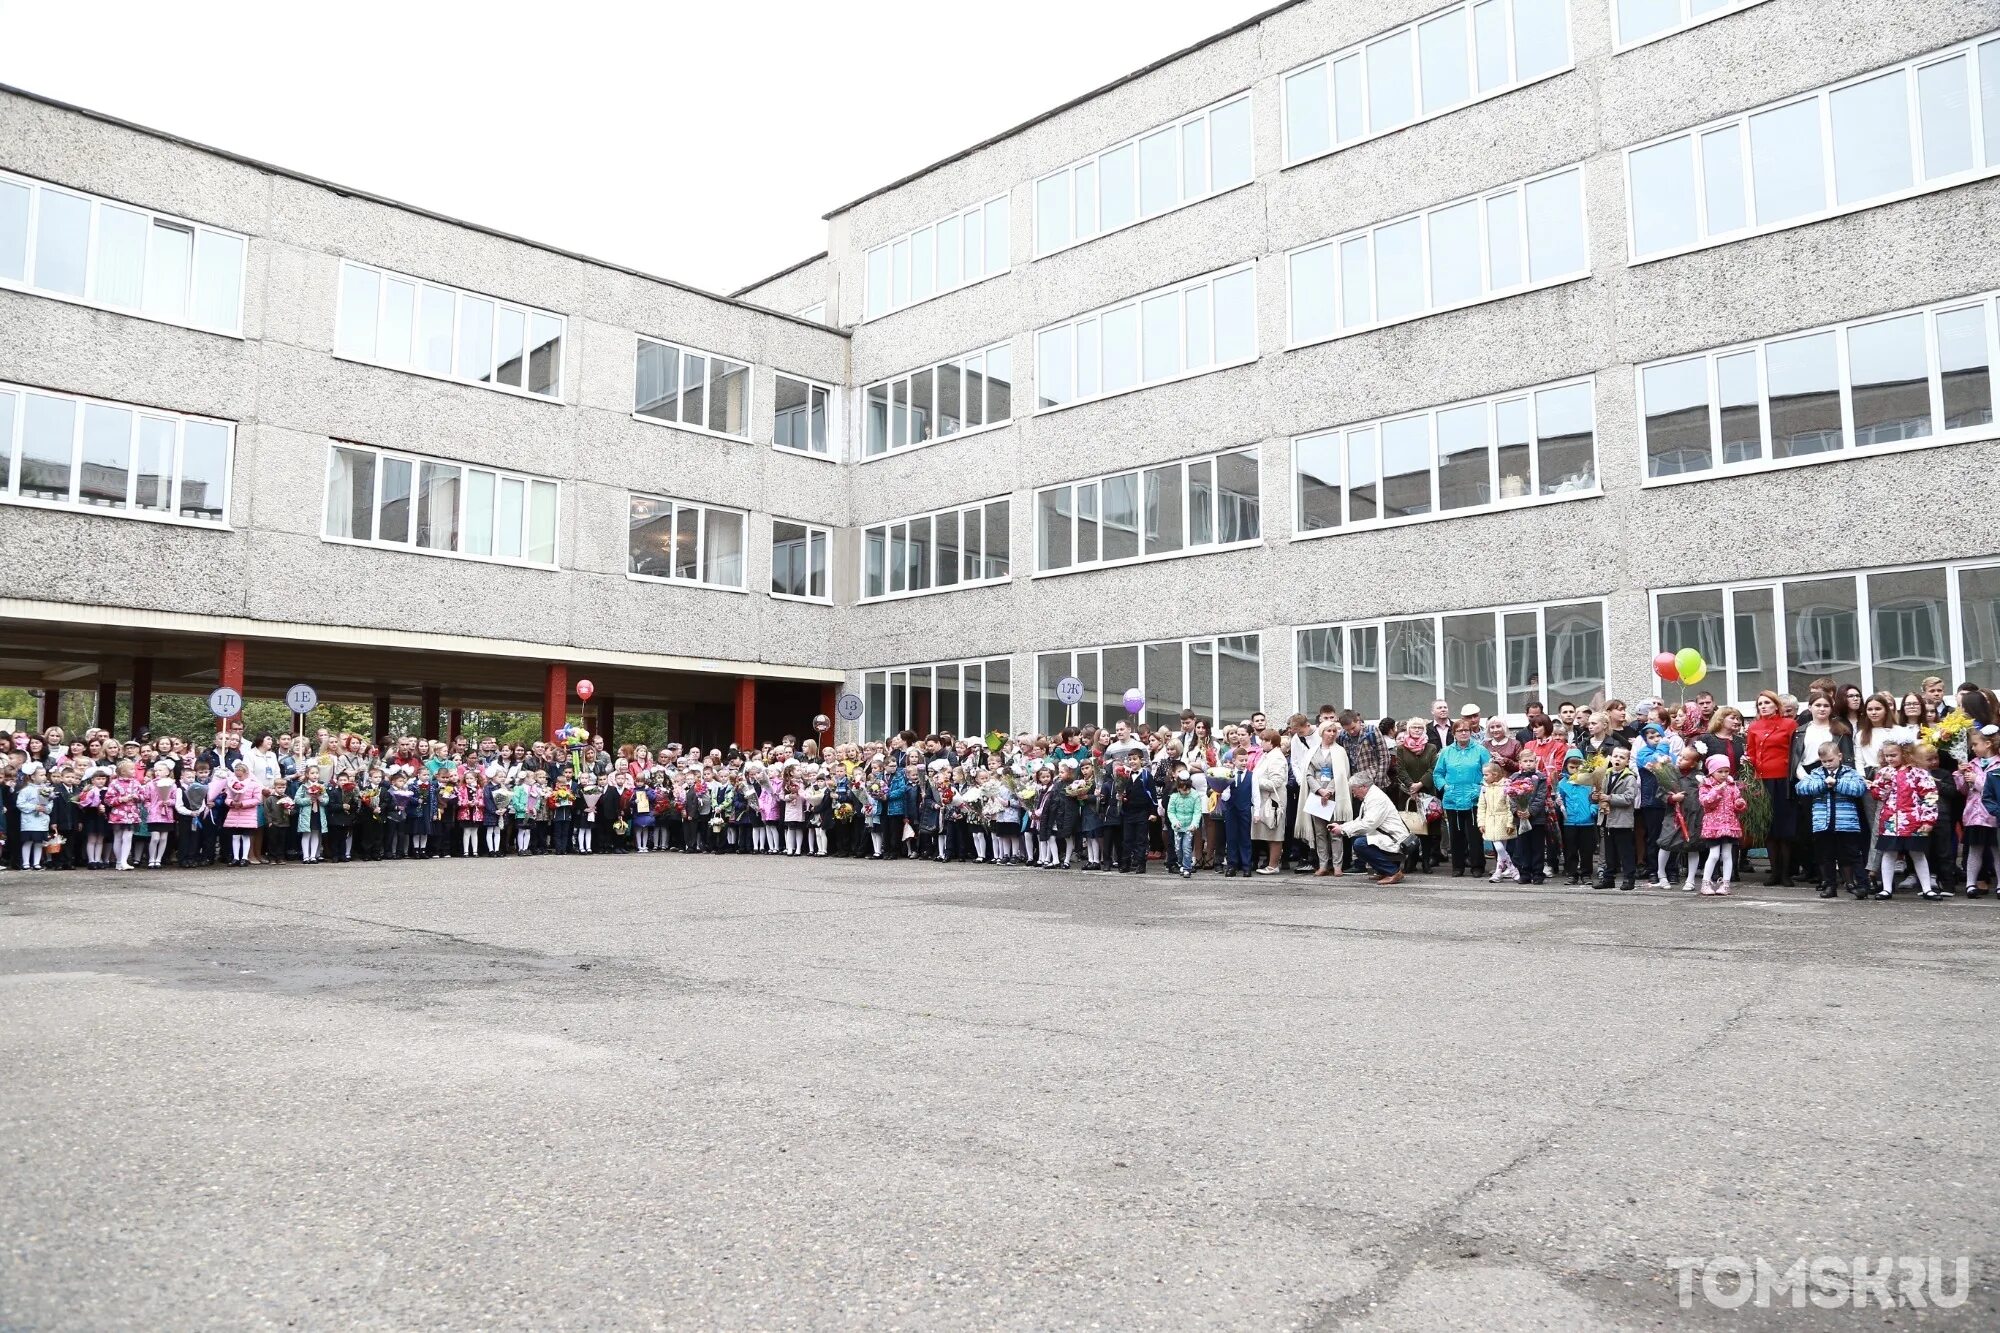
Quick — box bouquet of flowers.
[305,780,327,803]
[833,802,856,822]
[1921,711,1973,763]
[612,818,630,836]
[1065,779,1090,800]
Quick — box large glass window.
[633,336,752,439]
[1036,634,1262,736]
[1289,164,1586,345]
[773,375,834,456]
[1294,377,1596,535]
[321,442,554,567]
[0,383,232,525]
[861,195,1009,321]
[334,260,562,399]
[627,495,746,588]
[1615,0,1769,49]
[770,519,830,602]
[863,342,1012,458]
[1036,447,1260,573]
[1624,32,2000,260]
[1298,600,1604,719]
[0,169,245,333]
[1638,291,1999,482]
[1035,265,1255,411]
[1656,560,2000,703]
[1282,0,1571,166]
[860,498,1010,601]
[862,657,1011,742]
[1034,92,1254,256]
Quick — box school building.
[2,0,1998,747]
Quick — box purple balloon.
[1122,687,1145,714]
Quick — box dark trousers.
[1283,782,1311,867]
[1353,840,1399,876]
[1510,826,1545,882]
[1446,809,1482,872]
[1563,826,1598,879]
[1817,830,1869,894]
[1121,817,1149,872]
[1602,827,1636,884]
[1223,813,1253,870]
[881,814,909,856]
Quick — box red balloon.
[1652,652,1680,683]
[575,678,595,701]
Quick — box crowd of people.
[2,674,1997,901]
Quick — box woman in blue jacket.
[1431,723,1492,877]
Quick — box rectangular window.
[626,494,746,589]
[0,169,245,333]
[1034,92,1254,256]
[1638,291,2000,483]
[1036,447,1260,574]
[1624,32,2000,261]
[1036,634,1262,737]
[861,341,1013,458]
[861,194,1009,320]
[1282,0,1572,167]
[862,658,1011,742]
[1288,164,1586,346]
[0,382,232,525]
[1655,559,2000,704]
[774,374,835,457]
[1615,0,1771,50]
[858,498,1010,601]
[632,336,752,440]
[1294,376,1597,537]
[319,441,553,566]
[1298,599,1605,720]
[1035,264,1256,411]
[333,259,562,399]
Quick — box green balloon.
[1674,647,1705,681]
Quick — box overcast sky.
[0,0,1275,299]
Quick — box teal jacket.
[1431,742,1492,811]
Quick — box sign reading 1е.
[285,683,319,714]
[207,686,243,718]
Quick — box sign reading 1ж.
[207,686,243,718]
[285,683,319,714]
[1055,676,1085,707]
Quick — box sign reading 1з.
[207,686,243,719]
[285,683,319,715]
[834,691,865,722]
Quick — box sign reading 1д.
[207,687,243,719]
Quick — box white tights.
[971,830,988,861]
[301,832,322,862]
[1086,835,1102,866]
[576,826,592,854]
[24,841,43,868]
[784,824,804,854]
[462,827,479,856]
[1880,849,1934,894]
[869,826,884,856]
[112,828,134,868]
[485,826,502,854]
[1702,842,1735,887]
[1965,844,1993,890]
[230,833,251,863]
[87,833,106,866]
[148,831,168,866]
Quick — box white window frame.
[1612,0,1770,52]
[1034,446,1263,577]
[1033,90,1257,258]
[0,382,235,529]
[858,496,1012,604]
[1033,262,1259,415]
[1293,597,1609,722]
[1635,290,2000,487]
[319,441,560,570]
[860,193,1011,322]
[796,302,828,323]
[332,258,564,402]
[1650,557,2000,706]
[1622,31,2000,265]
[772,373,840,461]
[632,335,755,443]
[625,493,750,592]
[1279,0,1575,170]
[860,341,1015,461]
[0,167,247,337]
[1293,375,1600,538]
[770,517,833,605]
[1285,162,1589,348]
[862,657,1012,742]
[1035,633,1265,735]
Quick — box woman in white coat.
[1251,729,1290,874]
[1295,720,1354,877]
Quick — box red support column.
[421,686,441,741]
[94,680,118,732]
[373,695,391,746]
[39,688,62,733]
[734,677,756,751]
[218,638,246,693]
[595,692,614,745]
[819,684,837,739]
[130,657,154,737]
[543,664,569,744]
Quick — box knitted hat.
[1704,754,1732,775]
